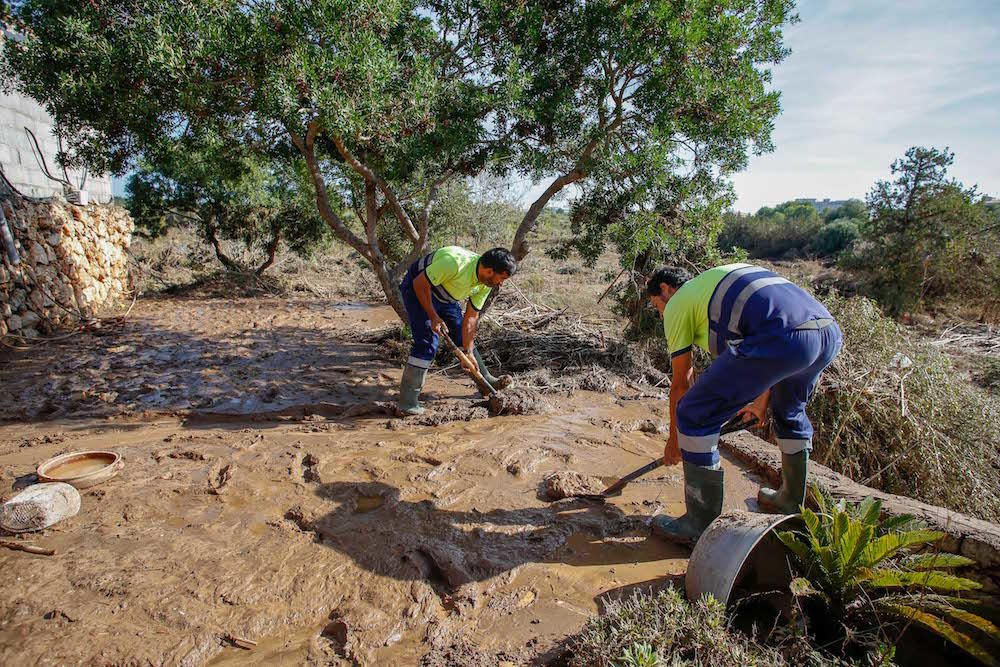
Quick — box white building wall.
[0,28,114,202]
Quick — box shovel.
[439,331,498,399]
[575,414,759,502]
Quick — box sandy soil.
[0,297,766,666]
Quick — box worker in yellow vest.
[398,246,517,415]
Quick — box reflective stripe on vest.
[707,266,791,355]
[416,251,459,303]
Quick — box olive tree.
[3,0,796,320]
[126,130,326,275]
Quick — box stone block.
[20,310,40,329]
[29,241,48,265]
[7,314,21,331]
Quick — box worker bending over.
[647,264,843,544]
[398,246,517,415]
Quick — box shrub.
[777,490,997,666]
[810,218,859,257]
[845,147,1000,317]
[569,588,790,667]
[809,294,1000,522]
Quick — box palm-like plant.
[777,489,998,665]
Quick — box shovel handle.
[598,415,758,498]
[439,332,497,396]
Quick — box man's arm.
[666,351,694,465]
[413,272,446,334]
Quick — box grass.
[809,294,1000,522]
[568,588,790,667]
[567,587,875,666]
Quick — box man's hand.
[431,315,448,336]
[663,433,682,466]
[736,389,770,425]
[461,348,479,374]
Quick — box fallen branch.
[0,539,55,556]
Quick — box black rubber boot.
[398,364,428,416]
[757,451,808,514]
[472,348,511,393]
[652,462,724,546]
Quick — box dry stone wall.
[0,195,133,339]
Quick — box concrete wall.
[0,27,114,202]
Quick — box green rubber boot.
[398,364,428,416]
[651,462,724,546]
[472,348,511,392]
[757,451,809,514]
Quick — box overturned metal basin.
[686,510,802,605]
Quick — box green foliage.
[2,0,796,318]
[809,293,1000,522]
[845,146,1000,316]
[570,588,792,667]
[811,218,860,257]
[613,642,657,667]
[777,490,997,665]
[124,130,327,273]
[719,199,866,259]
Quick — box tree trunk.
[254,226,281,276]
[205,218,246,273]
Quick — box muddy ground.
[0,297,766,665]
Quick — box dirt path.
[0,298,765,665]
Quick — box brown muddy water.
[0,298,766,665]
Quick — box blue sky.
[731,0,1000,212]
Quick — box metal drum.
[686,510,802,605]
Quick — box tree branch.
[254,225,280,275]
[509,113,625,260]
[288,126,371,261]
[332,135,420,244]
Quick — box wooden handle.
[600,459,664,496]
[440,333,497,396]
[598,417,757,498]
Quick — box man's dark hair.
[481,247,517,276]
[646,266,692,296]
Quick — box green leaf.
[861,529,944,565]
[904,553,976,571]
[855,496,882,526]
[875,601,999,667]
[789,577,824,599]
[927,603,1000,641]
[776,530,812,565]
[801,507,821,538]
[863,568,982,592]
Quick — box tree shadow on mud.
[0,299,413,423]
[300,480,688,591]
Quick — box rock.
[7,314,22,331]
[20,311,41,329]
[541,471,605,500]
[29,241,49,265]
